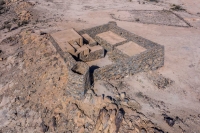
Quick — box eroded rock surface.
[1,0,200,133]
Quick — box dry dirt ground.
[0,0,200,133]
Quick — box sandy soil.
[0,0,200,132]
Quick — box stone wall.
[49,35,91,99]
[81,21,165,80]
[109,25,159,49]
[79,47,104,62]
[50,21,164,88]
[79,21,160,50]
[108,47,130,62]
[66,62,90,99]
[78,24,110,38]
[93,46,164,80]
[48,35,76,69]
[95,35,128,51]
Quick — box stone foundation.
[78,21,164,80]
[49,21,165,96]
[93,46,164,80]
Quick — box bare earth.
[0,0,200,133]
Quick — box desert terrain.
[0,0,200,133]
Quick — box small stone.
[85,127,89,132]
[120,101,129,107]
[128,120,132,127]
[40,31,47,35]
[52,116,57,127]
[115,108,125,132]
[135,18,140,22]
[141,128,147,133]
[107,103,118,110]
[78,126,85,133]
[116,94,120,98]
[86,89,93,94]
[163,114,175,127]
[120,92,126,99]
[164,117,175,127]
[16,122,21,126]
[104,96,112,103]
[134,125,140,133]
[83,93,92,103]
[124,98,129,103]
[127,99,141,110]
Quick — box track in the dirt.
[111,10,191,27]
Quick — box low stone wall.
[110,26,158,49]
[49,21,165,89]
[49,35,91,99]
[80,47,104,62]
[108,47,130,62]
[79,21,165,80]
[66,62,90,99]
[95,35,128,51]
[93,46,164,80]
[78,24,110,38]
[79,21,160,50]
[48,35,76,69]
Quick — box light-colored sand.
[96,31,126,45]
[116,41,146,56]
[51,29,83,46]
[86,55,113,67]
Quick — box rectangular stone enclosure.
[49,21,164,84]
[78,21,164,80]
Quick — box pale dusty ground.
[0,0,200,132]
[116,41,146,56]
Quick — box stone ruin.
[49,21,164,98]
